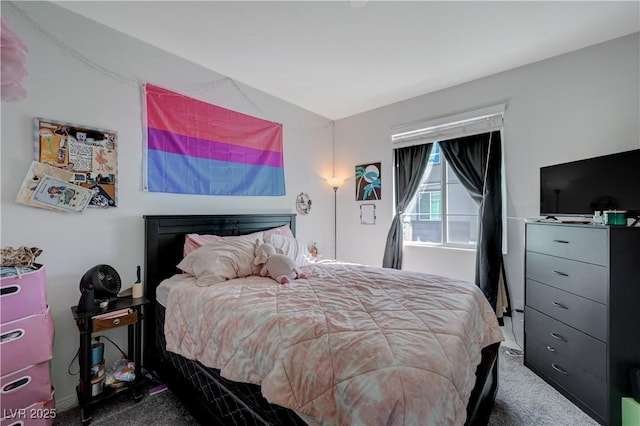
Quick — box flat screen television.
[540,148,640,217]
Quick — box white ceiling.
[53,1,639,120]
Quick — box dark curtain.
[439,131,503,310]
[382,144,432,269]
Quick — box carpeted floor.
[54,347,599,425]
[488,347,598,425]
[53,386,195,426]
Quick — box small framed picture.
[30,176,95,213]
[360,203,376,225]
[16,161,74,210]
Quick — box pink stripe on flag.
[145,84,282,153]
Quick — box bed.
[143,214,503,425]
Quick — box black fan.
[77,265,122,313]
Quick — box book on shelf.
[91,308,131,320]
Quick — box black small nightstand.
[71,296,149,425]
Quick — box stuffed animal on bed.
[254,241,307,284]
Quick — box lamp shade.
[326,177,345,189]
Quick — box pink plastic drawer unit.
[0,361,51,412]
[0,308,54,376]
[0,266,47,323]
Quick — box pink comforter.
[164,261,504,425]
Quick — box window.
[402,142,478,247]
[428,143,441,164]
[418,190,441,221]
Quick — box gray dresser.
[524,222,640,425]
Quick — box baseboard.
[56,393,78,411]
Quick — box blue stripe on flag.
[147,149,285,196]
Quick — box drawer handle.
[2,376,31,393]
[550,332,567,343]
[552,270,569,277]
[552,239,570,244]
[551,363,569,375]
[0,329,24,344]
[552,301,568,310]
[0,285,21,297]
[546,345,556,352]
[113,318,120,325]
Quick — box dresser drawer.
[525,307,606,381]
[526,335,607,419]
[526,252,608,304]
[526,224,608,265]
[0,361,51,412]
[0,307,54,376]
[92,311,137,332]
[526,279,607,342]
[0,265,47,324]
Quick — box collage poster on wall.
[34,117,118,208]
[355,162,381,201]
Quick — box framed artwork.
[360,203,376,225]
[355,162,381,201]
[30,176,95,213]
[17,161,74,211]
[296,192,312,215]
[34,117,117,208]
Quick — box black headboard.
[143,213,296,364]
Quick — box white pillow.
[177,232,263,286]
[265,234,310,267]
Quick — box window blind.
[391,103,505,148]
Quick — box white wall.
[1,2,335,409]
[335,33,639,311]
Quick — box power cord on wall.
[67,335,129,375]
[98,335,128,358]
[505,308,524,357]
[67,348,80,375]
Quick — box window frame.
[390,104,506,254]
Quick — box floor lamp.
[326,177,344,259]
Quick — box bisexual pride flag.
[144,84,285,196]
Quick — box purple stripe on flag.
[147,127,283,168]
